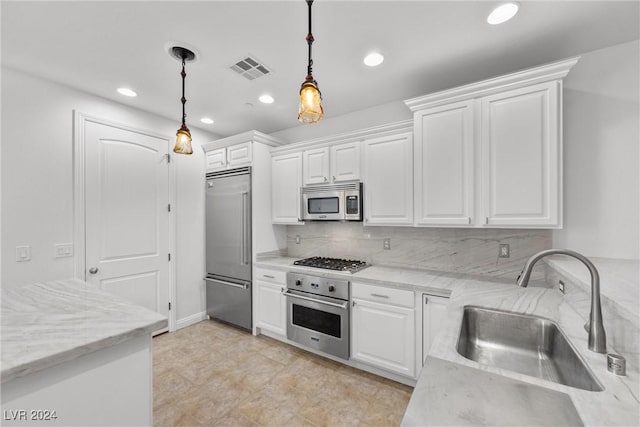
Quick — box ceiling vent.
[230,56,271,80]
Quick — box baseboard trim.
[175,311,207,330]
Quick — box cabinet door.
[272,152,303,224]
[362,133,413,225]
[414,101,474,226]
[351,298,415,378]
[422,294,449,365]
[330,142,360,183]
[481,81,561,227]
[302,147,330,185]
[255,280,286,336]
[227,142,252,167]
[206,148,227,171]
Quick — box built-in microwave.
[301,182,363,221]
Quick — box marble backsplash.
[286,223,551,281]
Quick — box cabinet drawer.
[352,282,414,308]
[254,267,286,284]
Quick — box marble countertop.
[255,256,514,297]
[256,255,639,426]
[1,279,168,384]
[403,283,640,426]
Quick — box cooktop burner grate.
[293,256,368,273]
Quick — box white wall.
[554,40,640,260]
[1,67,216,325]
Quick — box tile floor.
[153,320,413,426]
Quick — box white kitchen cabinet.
[362,132,413,226]
[302,142,361,185]
[330,141,361,183]
[205,148,226,171]
[422,293,449,365]
[272,152,303,224]
[481,81,561,227]
[351,283,415,378]
[405,57,577,229]
[254,268,287,337]
[414,101,474,226]
[302,147,330,185]
[205,142,252,172]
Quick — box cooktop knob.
[295,279,302,286]
[328,285,335,292]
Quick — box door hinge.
[168,203,171,212]
[165,153,171,163]
[168,302,172,310]
[168,253,171,262]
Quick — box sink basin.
[456,306,603,391]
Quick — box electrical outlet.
[558,280,565,294]
[295,235,301,244]
[16,245,31,262]
[55,243,73,258]
[383,238,391,250]
[498,244,510,258]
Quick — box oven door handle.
[283,290,349,310]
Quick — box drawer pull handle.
[263,275,275,279]
[371,293,390,299]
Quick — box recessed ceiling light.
[487,2,519,25]
[117,87,137,97]
[364,52,384,67]
[259,94,275,104]
[200,117,214,124]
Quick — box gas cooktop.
[293,256,369,273]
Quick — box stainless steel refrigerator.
[205,167,252,330]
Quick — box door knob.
[88,267,99,274]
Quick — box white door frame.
[73,111,177,331]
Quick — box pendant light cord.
[180,57,187,127]
[306,0,314,79]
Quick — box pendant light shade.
[171,46,196,155]
[298,0,324,124]
[298,80,323,124]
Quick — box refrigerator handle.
[241,192,249,265]
[204,277,249,290]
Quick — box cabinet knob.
[332,176,336,182]
[324,176,328,182]
[88,267,99,274]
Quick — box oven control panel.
[286,272,350,300]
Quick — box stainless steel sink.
[456,306,603,391]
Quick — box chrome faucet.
[517,249,607,354]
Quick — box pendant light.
[171,46,196,155]
[298,0,324,124]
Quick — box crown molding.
[201,130,284,152]
[404,56,580,112]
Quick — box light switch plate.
[16,245,31,262]
[55,243,73,258]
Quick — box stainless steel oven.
[301,182,362,221]
[285,272,350,360]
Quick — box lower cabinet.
[351,283,415,378]
[254,268,286,336]
[422,293,449,365]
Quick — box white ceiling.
[2,1,639,138]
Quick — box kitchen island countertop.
[1,278,167,384]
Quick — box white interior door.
[84,120,170,325]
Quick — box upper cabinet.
[272,152,303,224]
[205,142,252,172]
[481,82,560,226]
[302,142,361,185]
[406,56,579,229]
[413,100,474,226]
[362,132,413,226]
